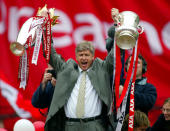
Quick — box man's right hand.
[41,68,53,90]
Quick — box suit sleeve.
[103,45,114,75]
[42,34,65,72]
[49,42,65,72]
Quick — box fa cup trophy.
[111,8,144,49]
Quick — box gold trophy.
[10,5,59,56]
[111,8,144,49]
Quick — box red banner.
[0,0,170,130]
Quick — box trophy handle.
[137,25,144,34]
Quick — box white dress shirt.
[64,67,102,118]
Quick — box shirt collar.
[78,66,90,73]
[136,77,147,85]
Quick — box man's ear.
[75,54,78,61]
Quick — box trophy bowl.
[115,11,143,49]
[10,41,25,56]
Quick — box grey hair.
[75,41,95,56]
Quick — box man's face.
[76,50,94,71]
[162,103,170,120]
[127,57,143,79]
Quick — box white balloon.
[13,119,35,131]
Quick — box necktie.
[76,71,86,118]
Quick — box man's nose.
[164,111,168,116]
[82,55,86,59]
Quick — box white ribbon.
[30,17,45,30]
[19,51,27,90]
[116,78,132,131]
[31,25,43,65]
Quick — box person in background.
[32,64,56,109]
[120,54,157,115]
[121,110,150,131]
[147,97,170,131]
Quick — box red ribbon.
[45,13,51,63]
[128,45,139,131]
[114,45,122,111]
[115,48,135,110]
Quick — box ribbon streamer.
[32,25,43,65]
[115,41,139,131]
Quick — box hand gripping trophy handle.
[111,8,122,26]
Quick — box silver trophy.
[10,5,59,56]
[112,8,144,49]
[10,17,37,56]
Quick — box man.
[147,97,170,131]
[32,26,115,112]
[45,41,114,131]
[32,64,56,109]
[120,54,157,115]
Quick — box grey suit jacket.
[45,44,114,131]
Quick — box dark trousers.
[65,119,106,131]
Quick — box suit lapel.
[87,68,101,97]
